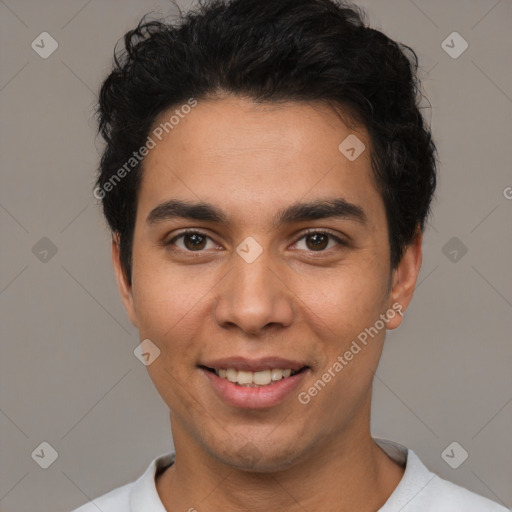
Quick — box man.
[74,0,507,510]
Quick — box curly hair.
[96,0,437,283]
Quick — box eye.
[164,229,347,255]
[166,230,217,252]
[294,230,346,252]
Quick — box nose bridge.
[214,246,293,333]
[234,250,273,298]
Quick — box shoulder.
[375,439,508,512]
[420,474,508,511]
[70,482,132,512]
[69,452,175,512]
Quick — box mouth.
[200,366,308,387]
[199,357,311,408]
[198,357,310,408]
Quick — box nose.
[213,249,294,336]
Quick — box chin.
[214,439,305,473]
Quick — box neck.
[156,408,404,512]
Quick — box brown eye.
[305,233,329,251]
[166,231,216,252]
[182,233,207,250]
[294,231,346,253]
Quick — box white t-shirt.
[71,438,508,511]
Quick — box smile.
[207,367,305,387]
[200,363,310,409]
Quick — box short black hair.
[96,0,437,283]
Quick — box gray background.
[1,0,511,511]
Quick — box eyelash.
[164,229,348,254]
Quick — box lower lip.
[201,368,309,409]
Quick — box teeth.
[253,369,271,385]
[271,368,283,381]
[214,368,298,386]
[237,370,253,385]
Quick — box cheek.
[296,262,389,341]
[130,255,210,407]
[130,245,213,339]
[296,270,388,423]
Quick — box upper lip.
[200,357,309,372]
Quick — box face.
[113,96,421,471]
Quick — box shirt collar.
[128,439,432,512]
[130,452,175,512]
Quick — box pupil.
[307,233,328,251]
[185,234,206,250]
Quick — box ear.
[112,234,138,328]
[386,227,423,330]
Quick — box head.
[96,0,436,471]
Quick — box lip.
[201,366,310,409]
[200,356,308,373]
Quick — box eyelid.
[165,229,218,249]
[292,228,349,250]
[298,228,348,242]
[167,228,211,243]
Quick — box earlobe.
[111,234,139,328]
[386,228,423,330]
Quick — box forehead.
[137,96,384,230]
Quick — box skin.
[112,96,423,511]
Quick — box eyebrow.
[146,198,367,227]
